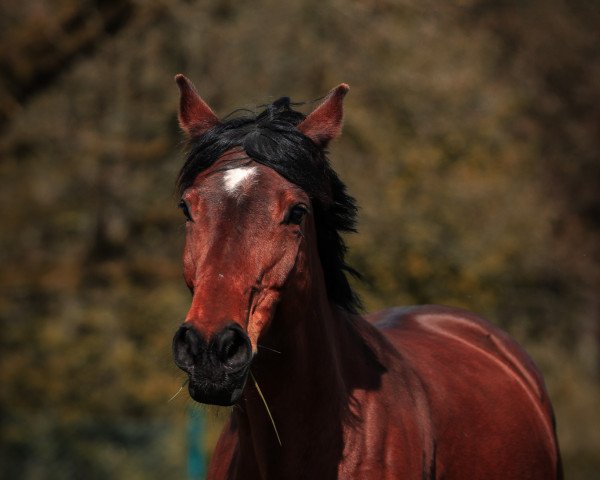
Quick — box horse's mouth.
[172,322,254,406]
[187,366,250,406]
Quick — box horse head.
[171,75,356,406]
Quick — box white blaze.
[223,167,257,194]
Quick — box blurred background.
[0,0,598,478]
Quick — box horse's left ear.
[175,74,220,137]
[298,83,349,147]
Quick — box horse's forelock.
[176,100,361,313]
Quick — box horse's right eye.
[179,200,193,222]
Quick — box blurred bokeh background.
[1,0,598,478]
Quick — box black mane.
[177,97,361,313]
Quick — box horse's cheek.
[246,289,279,352]
[246,243,301,349]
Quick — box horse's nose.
[172,323,252,373]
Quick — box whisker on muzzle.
[168,378,190,403]
[250,370,282,447]
[257,344,282,354]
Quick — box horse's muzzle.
[172,322,252,406]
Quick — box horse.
[170,74,562,479]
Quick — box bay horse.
[171,74,562,479]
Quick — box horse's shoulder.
[363,305,559,478]
[368,304,547,407]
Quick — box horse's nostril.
[173,324,204,371]
[214,324,251,369]
[173,323,251,374]
[185,328,201,356]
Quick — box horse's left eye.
[285,204,308,225]
[179,200,193,222]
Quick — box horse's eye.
[286,204,308,225]
[178,200,193,222]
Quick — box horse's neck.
[237,283,380,476]
[246,287,353,417]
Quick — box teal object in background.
[187,407,206,479]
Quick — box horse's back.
[371,305,561,479]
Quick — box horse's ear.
[175,74,220,137]
[298,83,349,147]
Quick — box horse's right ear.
[175,74,220,137]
